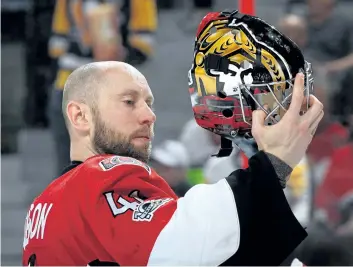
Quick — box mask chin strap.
[212,137,233,157]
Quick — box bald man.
[22,61,323,266]
[61,61,155,163]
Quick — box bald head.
[62,63,99,125]
[63,60,155,162]
[62,61,146,129]
[278,14,307,49]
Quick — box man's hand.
[251,72,324,168]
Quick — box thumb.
[251,108,267,138]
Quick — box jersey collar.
[61,161,83,176]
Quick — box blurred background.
[1,0,353,265]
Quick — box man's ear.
[66,101,91,133]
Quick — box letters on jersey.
[104,190,172,222]
[23,203,53,249]
[99,156,151,174]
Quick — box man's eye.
[147,103,154,110]
[124,100,135,106]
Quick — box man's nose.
[139,105,156,125]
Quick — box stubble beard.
[92,112,152,163]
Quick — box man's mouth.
[132,129,154,142]
[132,133,153,142]
[133,136,150,140]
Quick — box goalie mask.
[188,10,313,157]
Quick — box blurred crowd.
[2,0,353,265]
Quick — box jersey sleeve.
[91,156,240,266]
[92,152,307,266]
[223,151,308,266]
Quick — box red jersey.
[22,152,307,266]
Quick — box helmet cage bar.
[231,61,313,131]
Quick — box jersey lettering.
[104,190,172,222]
[104,191,141,217]
[23,203,53,249]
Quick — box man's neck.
[70,142,97,162]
